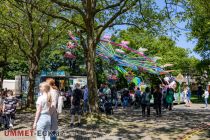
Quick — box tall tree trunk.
[86,37,98,112]
[27,59,38,107]
[0,69,3,91]
[0,54,7,91]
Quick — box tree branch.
[95,0,125,13]
[138,0,147,24]
[107,22,143,30]
[50,0,85,17]
[18,26,31,46]
[8,33,30,59]
[164,0,189,31]
[96,0,138,42]
[36,6,85,30]
[8,0,26,13]
[15,0,86,30]
[25,1,35,48]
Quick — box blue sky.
[175,27,200,59]
[109,0,201,60]
[105,0,201,59]
[106,25,201,59]
[156,0,201,59]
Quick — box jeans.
[205,98,208,107]
[114,98,118,109]
[83,99,89,113]
[142,104,150,117]
[36,114,51,140]
[167,103,172,110]
[3,113,15,129]
[51,110,58,130]
[163,98,167,109]
[155,103,161,116]
[123,97,129,108]
[50,109,58,140]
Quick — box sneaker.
[9,123,13,129]
[77,123,81,127]
[70,123,74,128]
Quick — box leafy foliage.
[186,0,210,60]
[0,0,70,106]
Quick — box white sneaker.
[9,123,13,128]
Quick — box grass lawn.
[190,93,210,104]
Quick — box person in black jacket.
[153,85,162,117]
[111,85,118,109]
[70,83,83,127]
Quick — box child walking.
[2,90,18,129]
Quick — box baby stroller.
[98,94,113,115]
[104,99,113,115]
[134,94,141,109]
[98,95,106,112]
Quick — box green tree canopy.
[186,0,210,60]
[0,0,69,106]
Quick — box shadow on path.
[1,104,209,140]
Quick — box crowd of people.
[0,78,209,140]
[98,83,177,117]
[97,82,209,117]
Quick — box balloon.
[64,52,76,59]
[138,47,148,52]
[132,77,141,86]
[103,35,111,40]
[121,40,129,45]
[169,81,177,89]
[115,49,125,54]
[164,77,170,84]
[67,41,76,49]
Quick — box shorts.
[70,106,82,115]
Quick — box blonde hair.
[46,78,58,90]
[39,82,52,106]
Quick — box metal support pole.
[178,83,181,104]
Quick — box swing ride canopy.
[65,32,169,76]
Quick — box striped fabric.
[3,97,18,114]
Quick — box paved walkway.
[0,104,209,140]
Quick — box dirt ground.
[0,104,209,140]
